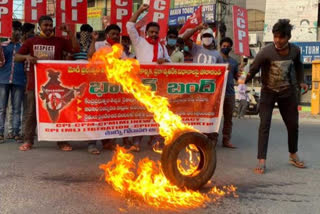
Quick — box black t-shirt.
[246,43,303,92]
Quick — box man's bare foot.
[254,159,266,174]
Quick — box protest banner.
[24,0,47,23]
[35,61,228,141]
[232,5,250,56]
[110,0,132,36]
[0,0,13,38]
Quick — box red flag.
[232,5,250,56]
[0,1,13,38]
[178,5,203,41]
[110,0,132,36]
[24,0,47,23]
[65,0,87,24]
[136,0,171,42]
[55,0,75,38]
[55,0,66,37]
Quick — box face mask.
[274,42,289,51]
[167,38,177,47]
[221,47,232,55]
[184,46,189,52]
[40,31,54,38]
[202,37,213,46]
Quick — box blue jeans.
[0,84,25,136]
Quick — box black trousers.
[222,95,235,142]
[258,88,299,159]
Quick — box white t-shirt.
[126,22,171,63]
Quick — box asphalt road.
[0,117,319,214]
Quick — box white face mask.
[202,37,213,46]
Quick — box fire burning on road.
[89,45,237,209]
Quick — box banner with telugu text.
[35,61,228,141]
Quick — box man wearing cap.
[182,23,223,64]
[182,23,224,144]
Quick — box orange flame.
[100,146,237,209]
[89,44,194,144]
[90,45,237,209]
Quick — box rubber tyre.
[161,132,216,190]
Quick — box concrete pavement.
[0,117,319,214]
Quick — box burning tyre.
[161,132,216,190]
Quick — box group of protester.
[0,4,308,174]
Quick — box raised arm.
[182,23,205,49]
[87,32,99,58]
[129,4,149,23]
[60,24,80,53]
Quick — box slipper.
[254,163,266,174]
[88,143,100,155]
[289,157,305,168]
[19,142,33,151]
[57,142,72,151]
[222,142,237,149]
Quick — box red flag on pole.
[178,5,203,41]
[136,0,171,42]
[0,1,13,38]
[232,5,250,56]
[24,0,47,23]
[110,0,132,36]
[65,0,87,24]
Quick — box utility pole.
[216,0,228,47]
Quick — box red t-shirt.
[18,36,75,90]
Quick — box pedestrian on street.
[126,3,171,152]
[219,37,240,148]
[0,21,25,144]
[245,19,308,174]
[237,76,248,119]
[15,16,80,151]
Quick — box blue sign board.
[293,42,320,64]
[169,4,216,26]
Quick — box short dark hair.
[272,19,293,38]
[80,24,93,33]
[22,23,35,34]
[146,22,160,31]
[167,28,178,37]
[38,15,53,25]
[105,24,121,34]
[12,20,22,30]
[220,37,233,47]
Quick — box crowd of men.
[0,4,308,174]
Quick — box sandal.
[88,143,100,155]
[57,142,72,151]
[254,163,266,174]
[19,142,33,151]
[289,157,305,168]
